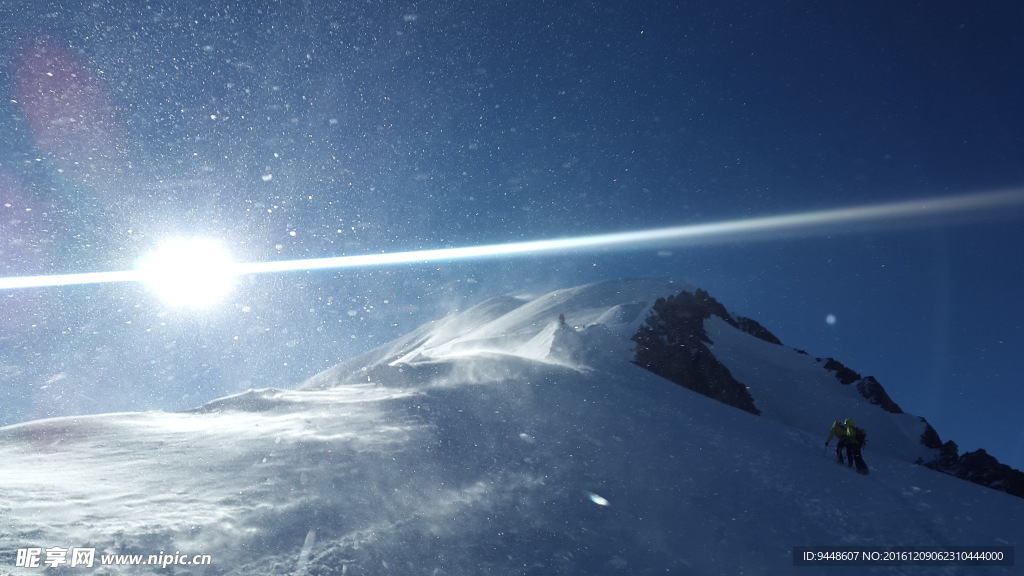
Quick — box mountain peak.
[301,278,691,387]
[3,278,1018,576]
[303,277,1024,501]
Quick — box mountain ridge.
[302,277,1022,499]
[0,277,1019,576]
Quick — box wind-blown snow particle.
[295,529,316,573]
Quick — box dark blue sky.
[1,1,1023,468]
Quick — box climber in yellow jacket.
[825,418,869,474]
[825,419,850,464]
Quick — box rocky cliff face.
[820,358,904,414]
[631,287,1024,500]
[631,289,761,415]
[920,420,1024,499]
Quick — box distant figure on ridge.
[825,418,869,474]
[558,313,566,326]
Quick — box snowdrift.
[0,278,1018,576]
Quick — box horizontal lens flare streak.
[0,269,139,290]
[236,187,1024,274]
[2,188,1023,292]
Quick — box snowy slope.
[0,279,1018,576]
[309,278,935,465]
[703,315,938,465]
[303,278,688,382]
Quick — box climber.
[824,420,849,464]
[825,418,869,474]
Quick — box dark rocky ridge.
[631,289,761,415]
[632,288,1024,500]
[820,358,904,414]
[919,419,1024,499]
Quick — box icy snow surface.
[0,278,1018,575]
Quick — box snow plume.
[0,278,1019,576]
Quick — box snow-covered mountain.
[0,278,1018,576]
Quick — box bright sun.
[137,238,237,308]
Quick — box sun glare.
[1,189,1023,297]
[137,238,237,308]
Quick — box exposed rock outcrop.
[634,287,1023,501]
[631,289,760,415]
[821,358,903,413]
[919,418,1024,499]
